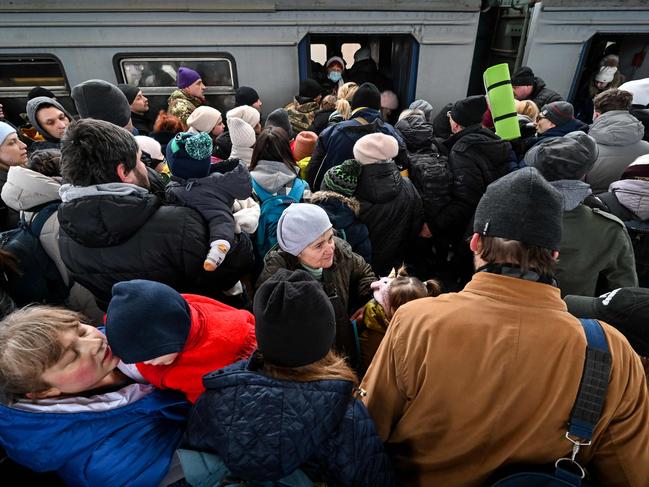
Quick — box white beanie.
[277,203,333,256]
[595,66,617,84]
[187,106,222,133]
[227,105,260,129]
[135,135,164,161]
[353,133,399,165]
[0,122,16,146]
[228,117,256,149]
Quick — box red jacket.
[137,294,256,403]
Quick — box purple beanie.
[177,67,202,89]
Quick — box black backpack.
[0,202,69,306]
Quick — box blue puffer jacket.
[306,108,406,190]
[185,359,394,486]
[0,385,189,486]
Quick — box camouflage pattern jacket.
[167,89,204,125]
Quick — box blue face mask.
[328,71,342,83]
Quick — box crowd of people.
[0,48,648,486]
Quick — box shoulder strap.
[29,202,60,238]
[251,178,273,202]
[287,178,306,201]
[568,319,611,442]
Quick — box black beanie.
[351,82,381,110]
[235,86,260,107]
[254,269,335,367]
[106,279,191,363]
[27,86,55,101]
[299,79,323,100]
[511,66,535,87]
[473,166,563,250]
[450,95,487,128]
[265,108,293,139]
[71,79,132,127]
[524,131,598,182]
[117,83,140,105]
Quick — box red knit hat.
[292,131,318,161]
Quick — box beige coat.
[361,272,649,486]
[1,166,103,323]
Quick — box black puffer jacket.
[354,162,423,276]
[432,126,511,241]
[58,189,251,309]
[396,116,452,226]
[530,77,563,109]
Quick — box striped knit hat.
[321,159,362,196]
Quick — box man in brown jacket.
[361,167,649,486]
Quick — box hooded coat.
[524,118,589,152]
[250,159,310,198]
[552,179,638,296]
[284,98,319,134]
[586,111,649,193]
[0,166,103,322]
[528,76,563,109]
[431,126,511,242]
[184,359,394,486]
[354,161,423,276]
[25,97,73,153]
[57,183,242,308]
[310,190,372,263]
[395,115,452,226]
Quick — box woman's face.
[0,133,27,166]
[39,324,121,396]
[298,228,335,269]
[595,81,610,91]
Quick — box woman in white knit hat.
[257,202,376,369]
[575,54,625,123]
[226,105,261,166]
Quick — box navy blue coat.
[306,108,407,189]
[185,359,394,487]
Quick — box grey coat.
[586,111,649,193]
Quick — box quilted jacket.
[185,359,394,486]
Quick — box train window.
[310,44,327,66]
[341,43,361,68]
[118,57,235,90]
[0,56,67,92]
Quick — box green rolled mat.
[484,63,521,141]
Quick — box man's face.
[0,103,4,120]
[130,91,149,115]
[252,99,262,112]
[36,106,70,140]
[185,79,205,99]
[119,150,150,189]
[535,114,555,134]
[513,85,533,100]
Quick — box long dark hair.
[250,126,297,171]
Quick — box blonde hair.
[515,99,539,120]
[335,82,359,121]
[0,306,82,402]
[387,266,441,318]
[261,350,358,387]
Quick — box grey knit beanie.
[473,166,563,250]
[276,203,333,256]
[524,131,598,182]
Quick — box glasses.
[535,114,546,123]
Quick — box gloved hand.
[203,240,231,271]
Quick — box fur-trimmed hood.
[310,190,360,215]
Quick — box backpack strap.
[554,318,611,484]
[568,318,611,441]
[28,202,60,238]
[287,178,306,201]
[251,178,273,202]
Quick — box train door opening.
[298,34,419,124]
[570,33,649,122]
